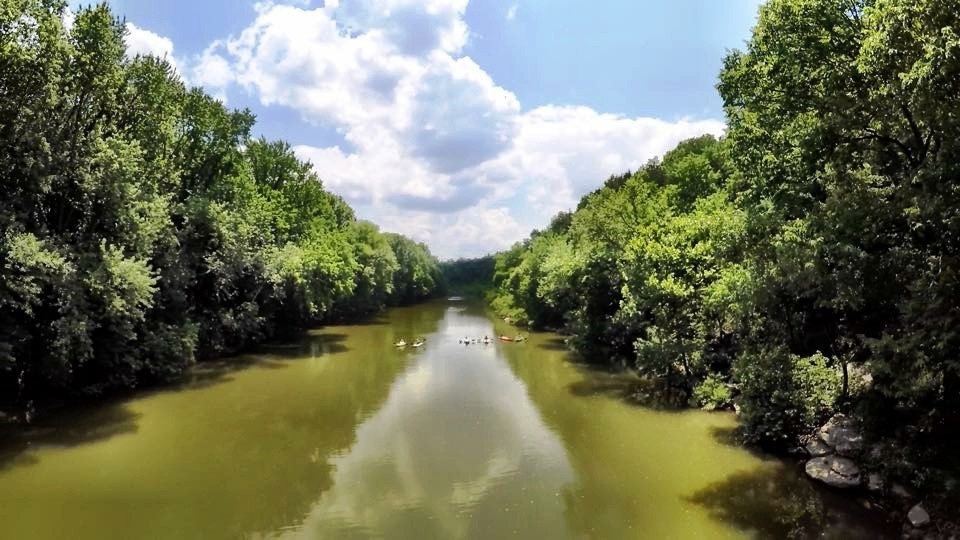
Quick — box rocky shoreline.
[798,413,953,539]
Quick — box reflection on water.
[0,300,891,539]
[280,306,573,539]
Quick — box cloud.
[215,1,513,177]
[407,56,519,173]
[333,0,469,56]
[506,3,519,21]
[386,186,485,214]
[61,7,75,32]
[124,23,181,74]
[490,106,726,217]
[125,1,727,258]
[191,46,234,92]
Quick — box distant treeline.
[487,0,960,499]
[0,2,443,417]
[440,256,495,297]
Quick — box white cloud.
[61,7,75,32]
[189,44,234,100]
[192,47,234,89]
[216,0,505,176]
[506,3,519,21]
[382,205,526,258]
[491,106,726,218]
[124,23,181,74]
[125,1,727,258]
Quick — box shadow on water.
[537,337,569,352]
[182,332,351,391]
[176,354,290,392]
[710,424,743,448]
[687,466,830,539]
[556,351,897,537]
[706,424,775,460]
[263,332,351,358]
[686,465,896,539]
[704,422,896,538]
[0,331,354,472]
[565,362,690,411]
[0,404,141,472]
[327,315,388,326]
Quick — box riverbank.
[0,300,894,539]
[790,414,957,538]
[0,293,455,427]
[481,293,956,537]
[0,2,453,426]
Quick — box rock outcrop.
[907,504,930,528]
[817,413,863,456]
[805,456,862,488]
[804,437,833,457]
[800,415,942,533]
[804,414,868,488]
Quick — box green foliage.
[719,0,960,470]
[693,374,733,411]
[385,234,443,305]
[0,1,441,415]
[330,221,400,318]
[735,350,842,446]
[489,233,570,328]
[484,0,960,494]
[441,256,495,298]
[624,190,747,390]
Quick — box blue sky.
[104,0,761,258]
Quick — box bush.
[736,348,842,447]
[693,373,733,410]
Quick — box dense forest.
[4,0,959,520]
[490,0,959,504]
[0,2,443,418]
[440,256,496,297]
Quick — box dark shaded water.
[0,300,890,538]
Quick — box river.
[0,299,890,539]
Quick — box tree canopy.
[0,1,442,416]
[489,0,960,498]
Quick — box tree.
[720,0,960,463]
[0,1,443,417]
[385,234,442,306]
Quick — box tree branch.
[859,127,917,167]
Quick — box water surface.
[0,300,889,539]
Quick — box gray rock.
[805,455,862,488]
[891,483,913,499]
[805,438,833,457]
[831,458,860,476]
[907,504,930,528]
[819,413,864,456]
[868,473,883,492]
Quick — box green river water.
[0,299,890,539]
